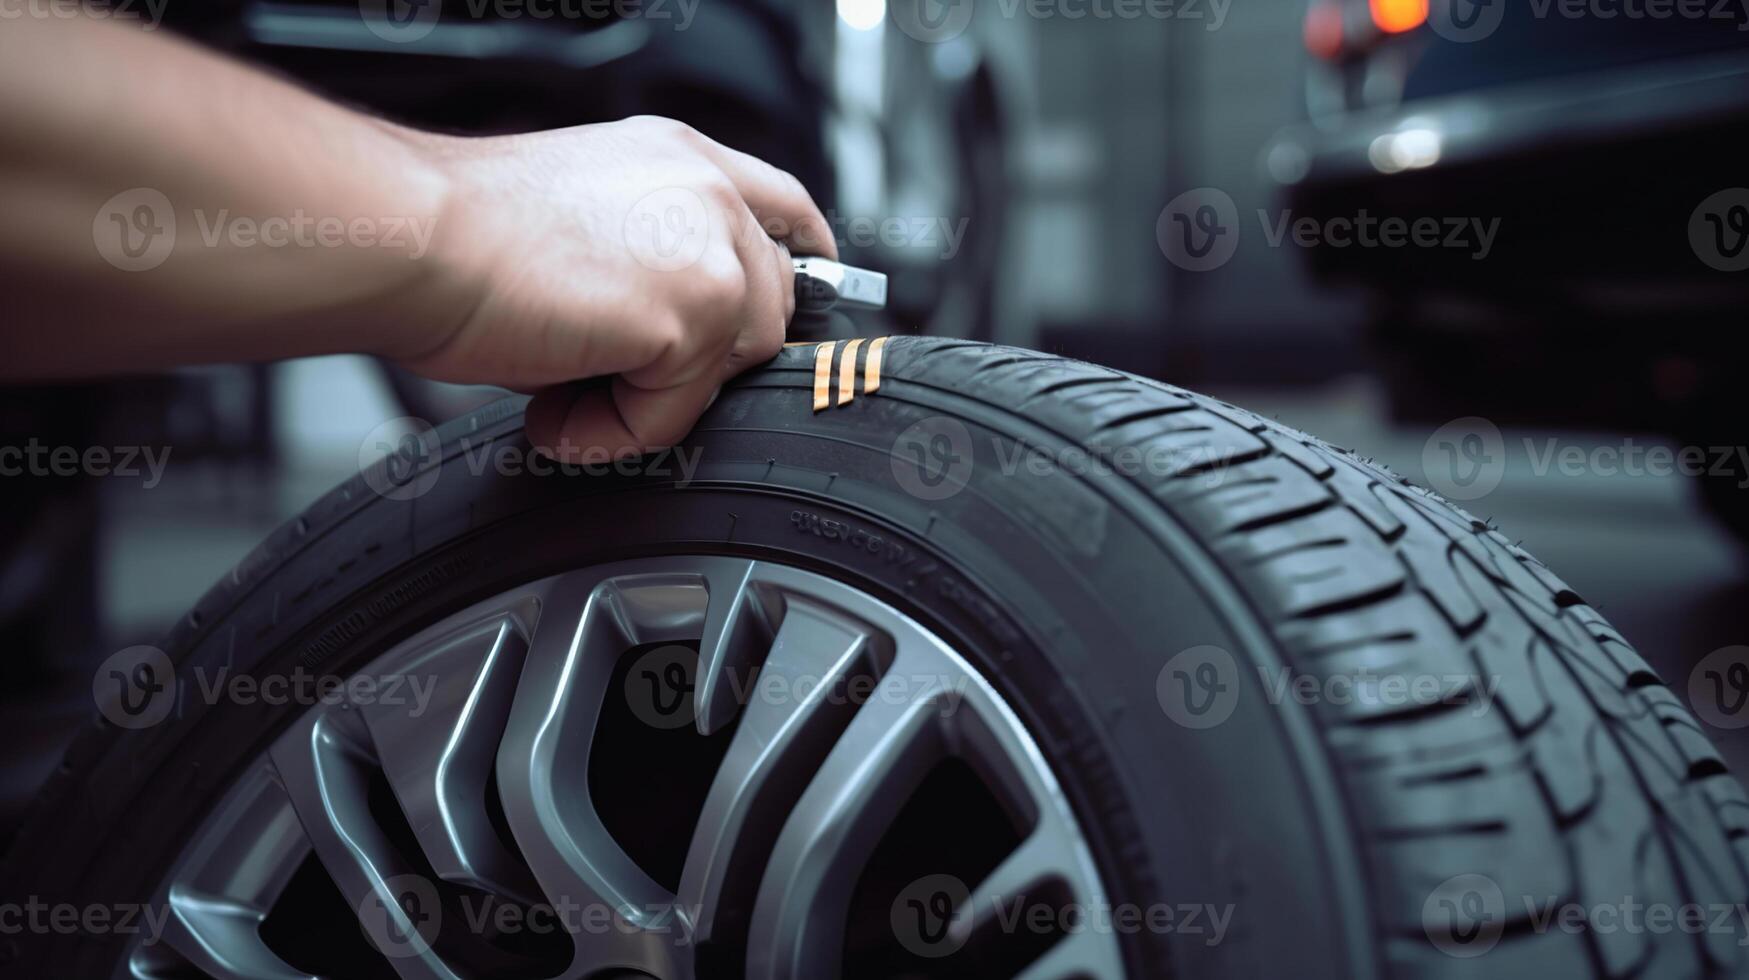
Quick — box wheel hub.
[126,557,1125,979]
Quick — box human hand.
[395,116,837,460]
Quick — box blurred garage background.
[3,0,1746,832]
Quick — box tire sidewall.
[12,385,1368,979]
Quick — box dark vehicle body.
[1270,0,1749,531]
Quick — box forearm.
[0,15,461,379]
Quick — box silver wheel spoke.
[952,827,1124,979]
[692,557,773,736]
[129,765,312,980]
[495,570,695,976]
[747,647,950,979]
[157,889,312,980]
[1013,929,1126,980]
[956,830,1056,936]
[131,557,1125,980]
[678,596,874,944]
[361,605,540,902]
[270,710,459,980]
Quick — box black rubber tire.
[4,338,1747,979]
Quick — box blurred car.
[1266,0,1749,537]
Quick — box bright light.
[837,0,887,31]
[1368,0,1428,34]
[1368,127,1442,174]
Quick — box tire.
[5,338,1746,979]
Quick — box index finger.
[695,140,838,259]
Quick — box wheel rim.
[126,557,1126,979]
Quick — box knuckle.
[691,254,749,312]
[629,114,684,134]
[697,173,743,212]
[644,314,691,361]
[646,115,706,148]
